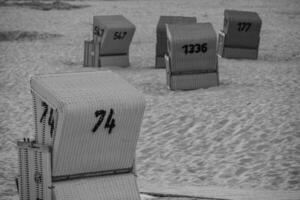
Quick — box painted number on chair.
[182,43,207,55]
[92,108,116,134]
[237,22,251,32]
[40,101,55,138]
[113,32,127,40]
[94,26,104,37]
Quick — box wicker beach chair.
[218,10,262,59]
[165,23,219,90]
[17,71,145,200]
[83,15,136,67]
[155,16,197,68]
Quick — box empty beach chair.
[218,9,262,59]
[165,23,219,90]
[156,16,197,68]
[17,71,145,200]
[91,15,136,67]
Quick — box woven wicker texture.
[30,71,145,177]
[222,46,259,59]
[167,72,219,90]
[223,9,261,48]
[156,16,197,57]
[93,15,135,55]
[100,54,130,67]
[166,23,217,72]
[165,55,219,90]
[155,56,165,69]
[83,40,97,67]
[17,141,52,200]
[53,173,140,200]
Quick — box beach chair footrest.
[100,54,129,67]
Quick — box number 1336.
[182,43,208,55]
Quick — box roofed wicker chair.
[84,15,136,67]
[165,23,219,90]
[218,9,262,59]
[17,71,145,200]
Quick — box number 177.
[237,22,251,32]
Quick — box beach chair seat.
[53,173,140,200]
[155,16,197,68]
[92,15,136,67]
[17,71,145,200]
[218,9,262,59]
[165,23,219,90]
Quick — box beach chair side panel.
[17,141,52,200]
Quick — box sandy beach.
[0,0,300,199]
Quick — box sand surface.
[0,0,300,199]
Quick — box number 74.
[92,108,116,134]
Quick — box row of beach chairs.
[16,9,262,200]
[84,10,261,90]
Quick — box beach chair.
[218,10,262,59]
[85,15,135,67]
[156,16,197,68]
[165,23,219,90]
[17,71,145,200]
